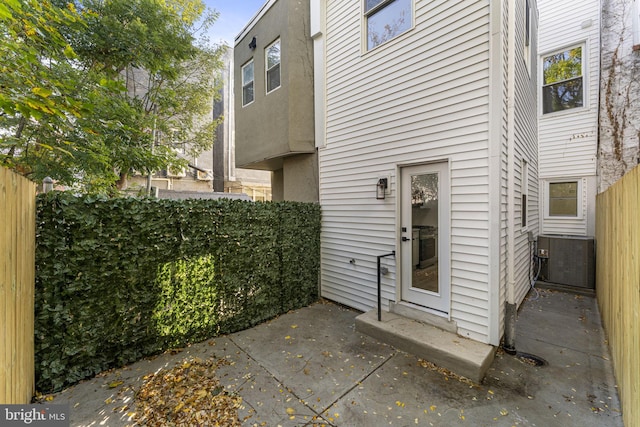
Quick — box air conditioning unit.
[537,235,595,289]
[167,166,187,178]
[197,169,213,181]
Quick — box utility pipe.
[504,0,518,355]
[377,251,396,321]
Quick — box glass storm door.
[400,163,450,314]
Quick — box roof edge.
[234,0,278,45]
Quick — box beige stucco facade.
[234,0,317,202]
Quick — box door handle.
[402,236,411,242]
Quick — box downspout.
[503,0,518,355]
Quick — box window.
[365,0,412,50]
[521,159,528,228]
[266,39,281,93]
[633,0,640,48]
[523,0,532,71]
[542,46,583,114]
[525,0,531,48]
[548,181,578,217]
[242,60,254,106]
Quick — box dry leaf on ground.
[132,356,243,426]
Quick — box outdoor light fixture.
[43,176,53,193]
[249,36,257,50]
[376,178,388,200]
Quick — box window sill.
[539,106,590,119]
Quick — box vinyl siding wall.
[538,0,600,236]
[513,0,540,304]
[320,0,494,343]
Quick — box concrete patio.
[50,287,623,426]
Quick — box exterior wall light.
[249,36,257,50]
[43,176,54,193]
[376,178,388,199]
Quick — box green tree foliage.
[0,0,224,193]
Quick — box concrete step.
[355,310,495,383]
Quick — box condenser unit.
[166,166,187,178]
[537,235,595,289]
[197,169,213,181]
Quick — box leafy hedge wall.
[35,193,320,392]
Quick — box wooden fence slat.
[0,168,36,404]
[597,165,640,427]
[1,168,8,403]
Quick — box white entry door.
[400,163,450,314]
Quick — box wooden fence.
[0,168,36,404]
[596,164,640,427]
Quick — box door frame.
[397,160,451,317]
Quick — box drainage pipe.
[504,0,518,354]
[377,251,396,321]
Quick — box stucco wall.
[599,0,640,192]
[234,0,315,170]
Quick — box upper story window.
[542,46,583,114]
[266,39,281,93]
[365,0,412,51]
[525,0,531,48]
[633,0,640,48]
[242,59,254,106]
[523,0,532,71]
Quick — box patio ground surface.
[51,287,623,426]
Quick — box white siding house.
[538,0,600,236]
[312,0,539,347]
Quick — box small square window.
[242,60,254,106]
[266,39,281,93]
[542,46,583,114]
[549,181,578,217]
[365,0,412,50]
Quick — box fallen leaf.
[108,380,124,389]
[286,407,295,415]
[133,356,242,426]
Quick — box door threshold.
[390,301,457,333]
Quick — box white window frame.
[265,39,281,94]
[523,0,532,73]
[242,59,254,107]
[540,44,586,115]
[633,0,640,48]
[544,179,583,219]
[363,0,414,52]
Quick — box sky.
[201,0,267,46]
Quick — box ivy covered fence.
[35,193,320,392]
